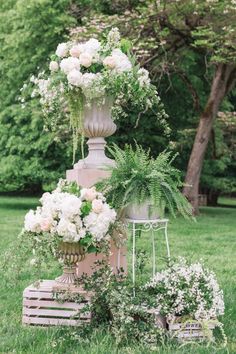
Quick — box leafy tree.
[0,0,75,192]
[72,0,236,213]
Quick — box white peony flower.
[103,56,116,69]
[60,57,80,74]
[60,194,82,219]
[80,187,97,201]
[92,199,104,214]
[24,209,42,233]
[106,49,132,73]
[49,61,59,72]
[67,69,83,87]
[40,217,54,232]
[84,38,101,56]
[56,43,68,57]
[70,44,83,57]
[79,52,93,68]
[56,218,78,242]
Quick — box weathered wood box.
[22,280,91,327]
[167,318,216,342]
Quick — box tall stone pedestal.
[66,166,127,276]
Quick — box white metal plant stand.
[126,218,170,289]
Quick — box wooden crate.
[22,280,91,327]
[168,318,216,342]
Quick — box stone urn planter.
[55,242,86,285]
[74,97,116,170]
[125,201,165,220]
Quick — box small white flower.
[30,258,37,266]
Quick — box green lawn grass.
[0,196,236,354]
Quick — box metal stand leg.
[164,223,170,259]
[132,223,136,296]
[151,228,156,277]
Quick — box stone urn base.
[56,242,85,285]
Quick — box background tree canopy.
[0,0,235,207]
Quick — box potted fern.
[97,144,193,220]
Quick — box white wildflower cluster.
[30,75,66,116]
[145,258,224,322]
[24,180,116,246]
[137,68,151,87]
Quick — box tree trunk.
[183,64,236,214]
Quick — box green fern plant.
[97,144,193,219]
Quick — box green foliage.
[78,261,165,347]
[97,144,193,219]
[0,0,76,192]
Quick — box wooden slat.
[23,299,87,309]
[22,316,90,327]
[23,290,54,299]
[169,322,215,330]
[23,307,91,318]
[177,331,205,338]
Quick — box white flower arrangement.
[27,28,168,158]
[23,179,116,253]
[145,258,224,322]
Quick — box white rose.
[60,57,80,74]
[56,43,68,57]
[70,44,83,57]
[80,187,97,201]
[67,69,83,87]
[92,199,104,214]
[103,56,116,69]
[49,61,59,72]
[79,52,93,68]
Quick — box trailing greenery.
[97,144,193,219]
